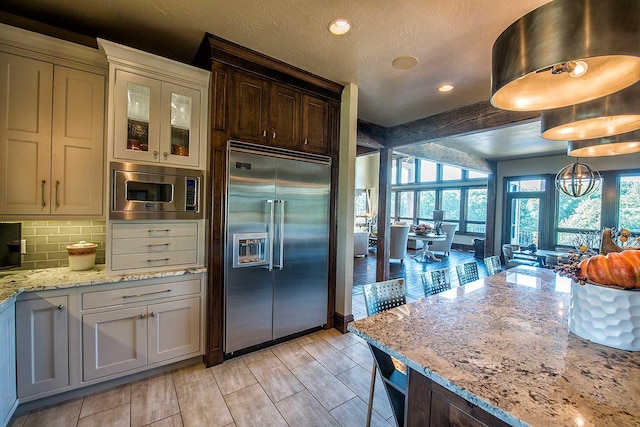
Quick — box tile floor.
[9,329,395,427]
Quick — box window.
[618,175,640,232]
[417,190,435,221]
[419,160,437,182]
[442,165,462,181]
[556,181,602,246]
[398,191,414,220]
[468,170,488,179]
[467,189,487,222]
[441,189,461,220]
[508,179,545,192]
[400,158,415,184]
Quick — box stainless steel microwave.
[110,162,202,220]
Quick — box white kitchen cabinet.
[0,48,105,217]
[15,295,70,398]
[0,301,17,427]
[82,275,203,381]
[99,39,209,170]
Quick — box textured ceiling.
[0,0,557,160]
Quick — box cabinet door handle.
[272,132,276,139]
[150,312,156,318]
[262,130,267,137]
[123,289,172,299]
[304,138,308,145]
[139,313,146,319]
[41,180,46,208]
[147,258,170,263]
[57,304,64,311]
[55,180,60,208]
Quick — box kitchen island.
[348,266,639,426]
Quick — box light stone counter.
[348,266,640,427]
[0,265,207,309]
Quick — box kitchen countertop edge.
[0,265,207,306]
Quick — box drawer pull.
[148,229,171,233]
[123,289,172,299]
[147,257,170,263]
[148,243,171,247]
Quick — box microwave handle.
[267,200,275,271]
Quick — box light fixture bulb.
[438,84,454,92]
[328,19,352,35]
[570,61,588,77]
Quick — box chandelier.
[555,159,601,198]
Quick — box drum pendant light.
[567,129,640,157]
[555,159,601,198]
[491,0,640,112]
[541,82,640,141]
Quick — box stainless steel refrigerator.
[225,142,331,354]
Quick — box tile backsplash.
[20,220,106,270]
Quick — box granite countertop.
[348,266,640,427]
[0,265,207,309]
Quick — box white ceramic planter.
[568,281,640,351]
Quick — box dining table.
[409,232,446,262]
[348,266,640,426]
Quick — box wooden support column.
[376,148,392,281]
[484,161,497,257]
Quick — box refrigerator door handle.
[267,200,275,271]
[275,200,285,270]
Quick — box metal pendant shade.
[491,0,640,112]
[568,129,640,157]
[555,159,601,198]
[541,82,640,141]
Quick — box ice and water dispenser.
[232,233,268,268]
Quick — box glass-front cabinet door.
[113,71,200,167]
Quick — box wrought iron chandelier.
[555,159,601,198]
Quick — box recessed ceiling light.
[392,56,418,70]
[328,19,352,36]
[438,84,454,92]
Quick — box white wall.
[355,152,380,212]
[494,152,640,254]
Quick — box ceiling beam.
[386,100,540,148]
[357,119,387,149]
[395,143,493,174]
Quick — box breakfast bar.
[348,266,640,426]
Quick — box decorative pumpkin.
[579,250,640,289]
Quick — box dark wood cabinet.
[270,83,301,149]
[232,71,269,143]
[301,94,328,154]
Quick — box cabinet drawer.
[111,250,197,272]
[83,277,201,310]
[112,222,198,239]
[111,235,197,255]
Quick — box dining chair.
[484,255,503,276]
[362,278,406,427]
[456,261,480,285]
[420,269,452,296]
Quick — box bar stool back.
[456,261,480,285]
[484,255,503,276]
[420,269,452,296]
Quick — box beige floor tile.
[295,330,324,345]
[131,373,180,427]
[329,397,393,427]
[23,398,83,427]
[335,365,393,420]
[241,348,275,365]
[172,362,213,388]
[210,358,257,396]
[224,383,287,427]
[275,390,340,427]
[291,361,356,411]
[8,412,28,427]
[317,329,361,350]
[77,404,130,427]
[300,338,357,375]
[271,341,314,370]
[80,384,131,418]
[222,424,236,427]
[340,342,374,370]
[145,414,183,427]
[245,352,305,402]
[175,376,233,427]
